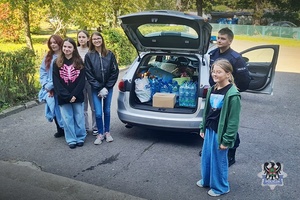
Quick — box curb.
[0,100,40,119]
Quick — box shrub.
[103,28,136,67]
[0,48,38,110]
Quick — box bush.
[103,28,136,67]
[0,48,38,111]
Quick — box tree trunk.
[253,0,263,25]
[22,0,34,51]
[176,0,182,11]
[196,0,203,17]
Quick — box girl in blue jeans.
[197,59,241,197]
[53,38,86,149]
[91,87,113,143]
[85,31,119,145]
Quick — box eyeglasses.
[92,37,102,41]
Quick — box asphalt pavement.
[0,75,146,200]
[1,40,300,199]
[1,73,298,200]
[0,157,144,200]
[0,101,145,200]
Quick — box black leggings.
[231,132,240,150]
[53,117,64,134]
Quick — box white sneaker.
[196,180,204,188]
[105,132,113,142]
[94,134,104,145]
[207,189,230,197]
[92,130,98,136]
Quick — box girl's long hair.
[89,31,108,56]
[77,30,90,47]
[56,38,84,70]
[211,58,237,90]
[45,35,63,71]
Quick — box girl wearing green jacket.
[197,58,241,197]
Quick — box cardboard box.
[153,93,176,108]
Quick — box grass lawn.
[235,35,300,47]
[0,33,78,53]
[1,33,299,53]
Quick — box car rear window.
[138,24,198,39]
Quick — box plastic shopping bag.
[135,77,151,103]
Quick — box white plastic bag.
[135,77,151,103]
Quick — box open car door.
[240,45,279,95]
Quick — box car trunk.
[129,53,200,114]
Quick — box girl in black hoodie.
[53,38,86,149]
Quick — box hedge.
[0,48,38,110]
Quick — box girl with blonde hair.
[197,58,241,197]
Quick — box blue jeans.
[92,88,113,135]
[59,103,86,145]
[200,128,230,194]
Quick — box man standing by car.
[200,27,251,167]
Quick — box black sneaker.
[54,132,64,138]
[76,142,84,147]
[92,130,98,136]
[228,158,236,167]
[69,144,76,149]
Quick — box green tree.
[196,0,216,16]
[269,0,300,12]
[0,0,35,50]
[46,1,74,36]
[146,0,177,10]
[0,3,23,42]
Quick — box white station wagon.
[117,10,279,133]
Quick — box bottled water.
[171,82,179,104]
[179,81,197,108]
[149,78,156,98]
[179,84,185,106]
[190,82,196,108]
[155,78,161,93]
[160,81,169,93]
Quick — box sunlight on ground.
[232,40,300,74]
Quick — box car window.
[242,48,274,62]
[137,24,198,39]
[136,54,199,80]
[282,23,290,27]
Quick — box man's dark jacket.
[209,47,251,92]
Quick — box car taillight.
[202,85,210,98]
[118,80,125,92]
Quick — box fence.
[211,23,300,40]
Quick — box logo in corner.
[257,161,287,190]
